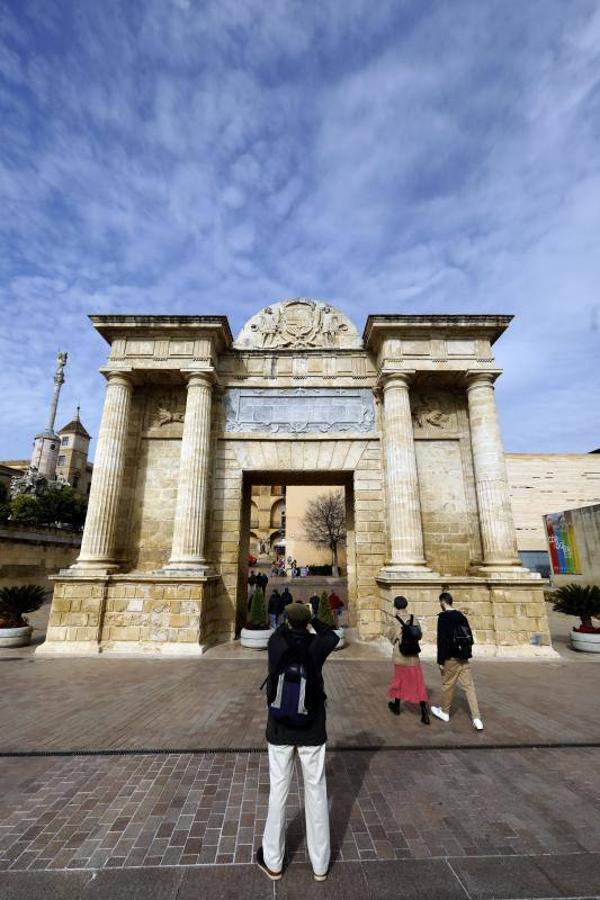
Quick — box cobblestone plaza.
[2,612,600,898]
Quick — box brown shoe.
[256,847,282,880]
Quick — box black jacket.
[265,619,339,746]
[268,592,284,616]
[437,609,473,665]
[280,589,293,606]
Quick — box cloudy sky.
[1,0,599,460]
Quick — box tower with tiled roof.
[55,407,92,496]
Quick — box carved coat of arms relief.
[237,299,358,350]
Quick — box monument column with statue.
[30,351,68,479]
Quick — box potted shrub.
[0,584,47,648]
[240,587,274,649]
[317,590,345,650]
[552,583,600,653]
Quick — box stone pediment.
[234,299,362,351]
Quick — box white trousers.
[262,742,330,876]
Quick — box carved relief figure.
[152,393,185,427]
[411,393,452,429]
[253,306,281,348]
[320,306,338,345]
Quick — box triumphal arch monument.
[40,299,554,657]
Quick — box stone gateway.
[39,300,554,658]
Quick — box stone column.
[380,372,431,573]
[165,370,215,572]
[75,371,133,571]
[465,371,521,570]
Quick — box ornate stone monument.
[38,300,554,658]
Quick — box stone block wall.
[377,577,552,657]
[0,526,81,591]
[412,389,482,575]
[44,575,218,655]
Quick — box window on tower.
[61,437,69,446]
[57,455,66,466]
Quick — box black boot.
[388,699,400,716]
[420,701,430,725]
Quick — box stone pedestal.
[73,372,133,573]
[164,371,215,574]
[380,372,434,575]
[466,372,522,572]
[36,573,220,657]
[376,574,558,659]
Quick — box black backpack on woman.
[396,614,422,656]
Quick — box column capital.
[181,368,218,388]
[378,369,416,391]
[102,369,134,388]
[464,370,501,392]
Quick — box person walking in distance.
[387,596,430,725]
[256,602,339,883]
[431,592,483,731]
[268,589,283,630]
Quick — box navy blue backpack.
[265,634,315,728]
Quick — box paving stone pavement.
[1,746,599,877]
[2,613,600,898]
[1,653,600,753]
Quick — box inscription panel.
[224,387,375,434]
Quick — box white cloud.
[0,0,599,458]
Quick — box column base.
[36,640,101,657]
[161,562,214,576]
[66,560,120,576]
[379,564,439,580]
[472,561,540,579]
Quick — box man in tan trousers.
[431,591,484,731]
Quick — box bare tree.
[301,490,347,575]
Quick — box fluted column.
[165,370,215,572]
[75,371,133,571]
[381,372,431,572]
[466,371,521,570]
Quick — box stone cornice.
[363,315,513,350]
[90,315,233,349]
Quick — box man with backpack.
[257,601,339,883]
[431,591,484,731]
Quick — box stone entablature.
[37,302,554,659]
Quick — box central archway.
[237,470,356,635]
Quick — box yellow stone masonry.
[37,304,556,658]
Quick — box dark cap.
[285,602,311,626]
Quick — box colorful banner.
[544,511,582,575]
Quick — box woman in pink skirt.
[387,596,430,725]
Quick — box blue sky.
[1,0,599,460]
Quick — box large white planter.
[333,628,345,650]
[240,627,274,649]
[571,630,600,653]
[0,625,33,648]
